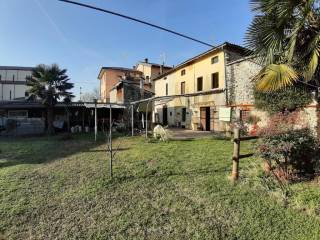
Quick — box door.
[163,107,168,126]
[200,107,210,131]
[182,108,186,122]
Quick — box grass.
[0,134,320,239]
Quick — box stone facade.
[226,57,261,105]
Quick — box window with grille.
[240,110,250,122]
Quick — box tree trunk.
[47,106,55,135]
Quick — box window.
[197,77,203,91]
[12,75,15,81]
[181,81,185,94]
[181,69,186,76]
[211,73,219,89]
[211,56,219,64]
[9,90,12,100]
[25,91,29,97]
[165,83,168,96]
[240,110,251,122]
[0,75,1,81]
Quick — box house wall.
[99,69,142,103]
[153,50,229,131]
[109,88,118,103]
[226,58,319,135]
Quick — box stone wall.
[226,57,261,105]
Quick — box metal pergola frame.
[129,88,225,138]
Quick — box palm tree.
[27,64,74,134]
[245,0,320,91]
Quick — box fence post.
[232,127,240,181]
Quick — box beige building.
[135,58,172,88]
[98,60,172,103]
[0,66,33,101]
[98,67,143,103]
[152,42,248,132]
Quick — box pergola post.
[131,104,134,136]
[145,100,150,139]
[109,103,113,178]
[94,99,97,142]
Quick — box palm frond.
[255,64,299,91]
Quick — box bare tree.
[81,87,100,102]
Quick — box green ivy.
[254,85,313,114]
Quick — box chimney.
[144,58,149,63]
[160,64,164,75]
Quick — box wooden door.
[200,107,210,131]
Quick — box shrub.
[257,112,319,181]
[254,85,313,114]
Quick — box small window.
[240,110,251,122]
[12,75,15,81]
[165,83,168,96]
[181,69,186,76]
[197,77,203,91]
[211,73,219,89]
[10,90,12,100]
[211,56,219,64]
[181,81,185,94]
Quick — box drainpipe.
[224,51,229,106]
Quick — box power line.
[57,0,214,48]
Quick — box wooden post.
[131,104,134,136]
[232,127,240,181]
[109,103,113,178]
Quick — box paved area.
[167,128,212,140]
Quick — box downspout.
[224,50,229,106]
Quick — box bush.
[254,85,312,114]
[257,112,319,181]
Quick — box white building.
[0,66,33,101]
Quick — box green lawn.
[0,134,319,239]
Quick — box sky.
[0,0,254,99]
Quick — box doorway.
[162,107,168,126]
[200,107,210,131]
